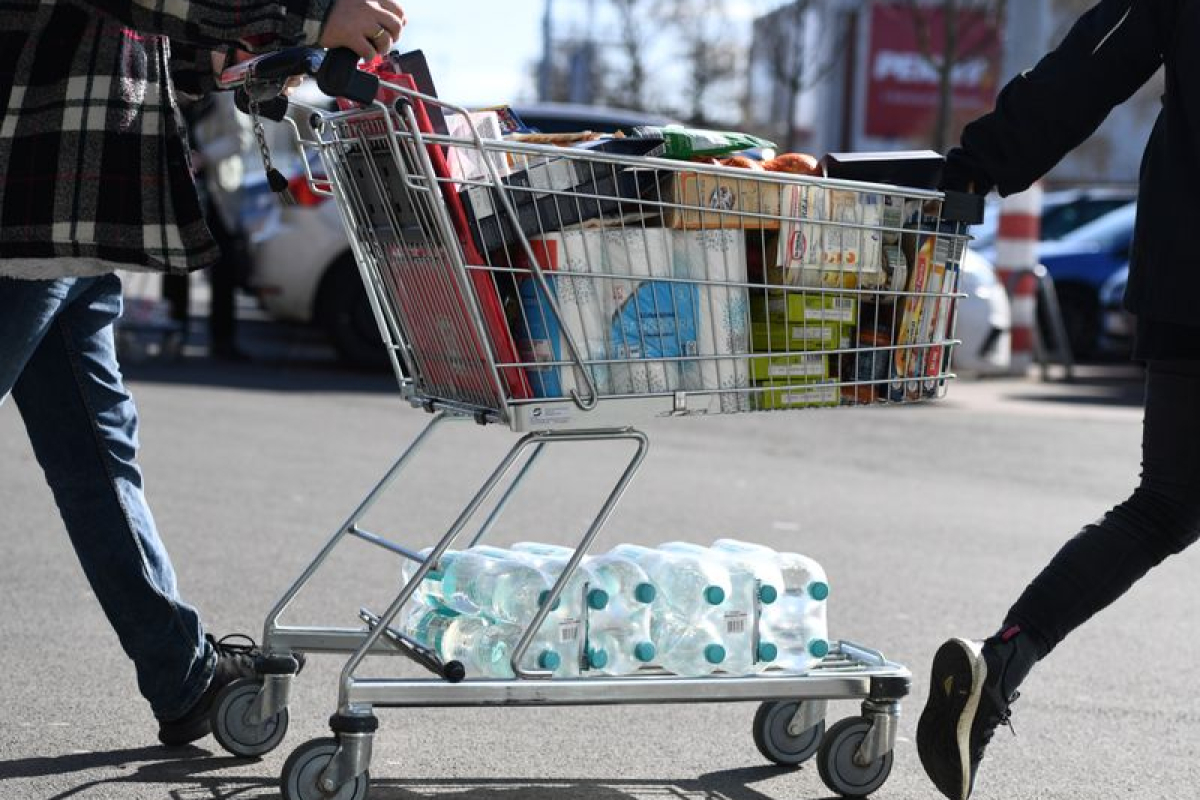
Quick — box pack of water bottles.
[399,538,830,680]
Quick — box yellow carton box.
[750,292,858,325]
[749,353,831,382]
[751,321,849,352]
[662,171,783,230]
[755,381,840,410]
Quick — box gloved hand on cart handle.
[319,0,407,60]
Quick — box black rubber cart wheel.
[211,677,289,758]
[752,700,825,766]
[816,716,894,798]
[280,737,370,800]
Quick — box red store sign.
[865,2,1002,140]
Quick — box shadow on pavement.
[0,747,837,800]
[120,321,397,395]
[1006,363,1146,408]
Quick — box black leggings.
[1006,360,1200,653]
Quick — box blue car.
[1035,201,1136,357]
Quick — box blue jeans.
[0,274,215,720]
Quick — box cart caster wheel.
[753,700,824,766]
[211,678,289,758]
[281,738,370,800]
[816,717,893,798]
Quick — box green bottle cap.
[537,650,562,671]
[757,642,778,662]
[809,581,830,601]
[587,588,610,610]
[808,638,830,658]
[704,644,726,664]
[759,584,779,605]
[704,586,726,606]
[634,583,657,604]
[634,641,657,662]
[587,647,609,670]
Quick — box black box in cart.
[460,137,668,253]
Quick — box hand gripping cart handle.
[213,47,983,800]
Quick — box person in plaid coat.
[0,0,405,747]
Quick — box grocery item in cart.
[889,229,954,401]
[660,170,784,230]
[461,136,668,254]
[713,539,830,674]
[659,541,780,674]
[415,549,554,623]
[583,550,658,676]
[651,615,728,676]
[776,185,886,290]
[676,229,752,413]
[630,124,775,159]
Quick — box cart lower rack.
[214,47,981,800]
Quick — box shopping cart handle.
[316,47,380,106]
[217,46,324,91]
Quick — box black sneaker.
[917,637,1018,800]
[157,634,261,747]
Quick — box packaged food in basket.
[445,111,510,183]
[754,381,840,410]
[630,124,775,159]
[460,136,669,254]
[888,228,956,401]
[775,185,886,289]
[751,321,846,352]
[749,353,831,383]
[750,292,858,325]
[660,170,784,230]
[840,327,893,404]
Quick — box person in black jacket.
[916,2,1196,799]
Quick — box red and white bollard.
[994,183,1043,375]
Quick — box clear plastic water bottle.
[403,604,516,679]
[658,541,779,675]
[415,548,555,624]
[609,543,731,616]
[712,539,830,673]
[651,613,727,676]
[586,628,656,676]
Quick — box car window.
[1058,202,1137,250]
[1040,199,1131,240]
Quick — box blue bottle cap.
[704,644,726,664]
[704,586,726,606]
[634,583,657,604]
[759,584,779,605]
[587,647,609,670]
[808,638,830,658]
[809,581,830,601]
[587,588,610,610]
[757,642,778,662]
[634,641,657,662]
[537,650,562,671]
[537,590,562,611]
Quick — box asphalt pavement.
[2,316,1192,800]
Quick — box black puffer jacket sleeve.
[944,0,1172,195]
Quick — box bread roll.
[764,152,821,176]
[720,155,765,170]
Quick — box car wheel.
[1053,283,1100,360]
[316,255,389,370]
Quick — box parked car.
[954,249,1013,376]
[1098,264,1135,356]
[1033,201,1136,358]
[971,187,1135,262]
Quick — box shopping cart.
[215,48,982,800]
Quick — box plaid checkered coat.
[0,0,333,278]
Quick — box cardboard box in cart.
[660,171,784,230]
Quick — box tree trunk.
[934,0,959,152]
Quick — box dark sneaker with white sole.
[917,637,1019,800]
[158,634,304,747]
